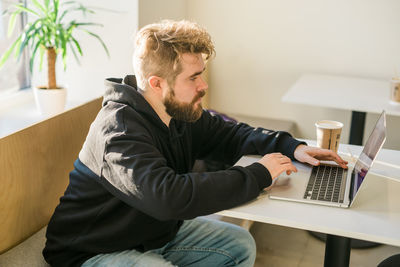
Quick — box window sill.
[0,88,102,139]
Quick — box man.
[43,20,347,267]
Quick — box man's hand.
[258,153,298,180]
[294,144,348,169]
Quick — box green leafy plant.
[0,0,109,89]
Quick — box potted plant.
[0,0,109,116]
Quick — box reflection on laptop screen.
[351,111,386,200]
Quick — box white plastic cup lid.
[315,120,343,129]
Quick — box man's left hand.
[294,144,348,169]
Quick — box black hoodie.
[43,75,305,267]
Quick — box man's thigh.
[82,217,255,267]
[159,217,256,267]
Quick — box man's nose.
[198,76,208,91]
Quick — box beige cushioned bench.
[0,98,103,266]
[0,104,294,266]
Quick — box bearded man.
[43,20,347,267]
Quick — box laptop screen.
[350,111,386,200]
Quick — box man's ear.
[147,76,163,92]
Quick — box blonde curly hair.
[133,20,215,91]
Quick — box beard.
[163,88,205,122]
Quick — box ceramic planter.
[33,86,67,116]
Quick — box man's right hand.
[258,153,298,180]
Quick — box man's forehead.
[179,53,205,75]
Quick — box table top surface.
[218,140,400,247]
[282,74,400,116]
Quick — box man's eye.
[190,77,197,81]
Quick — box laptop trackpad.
[267,167,310,200]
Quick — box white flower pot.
[33,86,67,117]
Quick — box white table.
[218,140,400,267]
[282,74,400,145]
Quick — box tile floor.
[250,222,400,267]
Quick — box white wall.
[138,0,186,28]
[186,0,400,150]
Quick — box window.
[0,0,30,95]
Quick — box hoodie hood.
[103,75,144,110]
[103,75,169,131]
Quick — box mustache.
[192,90,206,104]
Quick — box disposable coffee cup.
[315,120,343,153]
[390,78,400,105]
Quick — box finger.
[311,150,340,161]
[321,151,349,169]
[278,156,292,164]
[282,170,293,177]
[333,154,348,169]
[312,149,343,162]
[301,154,320,166]
[335,154,348,165]
[282,162,298,173]
[312,149,338,160]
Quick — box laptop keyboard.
[303,165,347,203]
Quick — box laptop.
[267,110,387,208]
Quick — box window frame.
[0,0,31,94]
[19,0,30,90]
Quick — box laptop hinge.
[349,170,356,204]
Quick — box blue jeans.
[81,217,256,266]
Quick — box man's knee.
[231,226,257,265]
